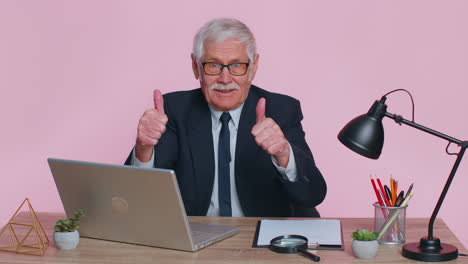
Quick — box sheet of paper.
[257,219,342,246]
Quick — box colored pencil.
[376,177,391,206]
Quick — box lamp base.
[402,237,458,262]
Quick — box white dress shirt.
[131,103,298,217]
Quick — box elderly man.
[125,18,326,217]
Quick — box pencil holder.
[373,203,407,244]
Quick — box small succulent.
[54,209,85,232]
[352,228,378,241]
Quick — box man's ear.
[249,53,260,81]
[191,54,199,80]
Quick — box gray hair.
[193,18,257,63]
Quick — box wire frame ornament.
[0,198,49,256]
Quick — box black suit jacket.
[125,85,327,217]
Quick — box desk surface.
[1,213,466,263]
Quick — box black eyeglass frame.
[201,62,250,76]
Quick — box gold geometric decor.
[0,198,49,256]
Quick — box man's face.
[192,38,259,111]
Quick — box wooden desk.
[1,213,466,263]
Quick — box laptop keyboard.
[191,230,203,237]
[191,230,208,237]
[191,230,213,242]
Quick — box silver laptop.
[48,158,239,252]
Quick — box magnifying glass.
[269,235,320,262]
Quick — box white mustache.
[209,83,240,91]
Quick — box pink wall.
[1,0,467,249]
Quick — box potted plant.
[351,228,379,259]
[53,209,84,250]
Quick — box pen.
[384,185,392,206]
[395,191,404,206]
[404,183,414,199]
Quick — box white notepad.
[255,219,343,249]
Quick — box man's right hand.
[135,89,168,162]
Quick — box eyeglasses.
[201,62,250,76]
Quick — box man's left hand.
[251,98,290,168]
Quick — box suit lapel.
[188,93,215,215]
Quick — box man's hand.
[135,89,168,162]
[251,98,290,168]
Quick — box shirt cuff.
[271,143,298,182]
[131,147,155,168]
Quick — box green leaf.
[351,228,377,241]
[73,209,85,218]
[54,209,85,232]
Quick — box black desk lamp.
[337,89,468,262]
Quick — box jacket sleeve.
[275,100,327,208]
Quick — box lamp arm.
[384,111,468,240]
[384,112,463,145]
[426,147,466,239]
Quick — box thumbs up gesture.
[251,98,290,168]
[135,89,169,162]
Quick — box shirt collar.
[208,103,244,130]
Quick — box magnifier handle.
[298,248,320,262]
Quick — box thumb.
[153,89,165,113]
[256,97,266,123]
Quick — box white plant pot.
[351,240,379,259]
[53,230,80,250]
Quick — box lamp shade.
[338,99,388,159]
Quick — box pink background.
[1,0,468,249]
